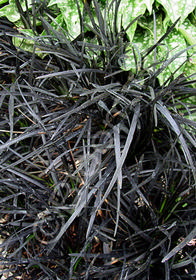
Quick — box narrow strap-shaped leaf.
[50,92,107,122]
[113,123,122,236]
[48,163,115,252]
[142,17,181,61]
[157,103,196,181]
[162,226,196,263]
[0,129,44,152]
[95,103,140,214]
[36,68,104,80]
[9,90,14,140]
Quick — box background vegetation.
[1,0,196,87]
[0,0,196,279]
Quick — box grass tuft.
[0,1,196,279]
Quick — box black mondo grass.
[0,1,196,279]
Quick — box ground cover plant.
[1,0,196,84]
[0,0,196,279]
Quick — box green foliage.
[157,0,196,24]
[48,0,84,38]
[1,0,196,81]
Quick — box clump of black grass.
[0,1,196,279]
